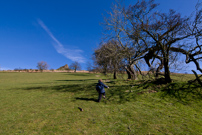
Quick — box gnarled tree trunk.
[125,64,137,80]
[155,59,164,78]
[164,58,172,83]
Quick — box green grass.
[0,72,202,134]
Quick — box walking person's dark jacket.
[96,81,108,94]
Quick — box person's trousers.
[98,92,105,102]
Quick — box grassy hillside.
[0,72,201,134]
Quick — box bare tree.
[169,3,202,84]
[37,61,49,72]
[104,0,202,83]
[94,40,124,79]
[103,2,150,80]
[119,0,189,83]
[69,61,81,72]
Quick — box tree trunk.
[125,64,137,80]
[155,60,164,78]
[164,58,172,83]
[113,71,117,79]
[103,65,107,75]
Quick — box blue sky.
[0,0,200,72]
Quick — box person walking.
[96,79,109,102]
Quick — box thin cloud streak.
[37,19,86,63]
[0,67,11,71]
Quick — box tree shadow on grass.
[56,79,97,82]
[23,83,100,103]
[126,79,202,104]
[63,73,94,77]
[22,81,139,104]
[22,78,202,104]
[23,84,96,93]
[104,85,140,104]
[75,97,98,102]
[159,82,202,104]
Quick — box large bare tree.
[94,40,124,79]
[104,2,150,80]
[104,0,202,83]
[169,4,202,84]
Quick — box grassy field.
[0,72,202,134]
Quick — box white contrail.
[37,19,86,63]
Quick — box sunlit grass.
[0,72,202,134]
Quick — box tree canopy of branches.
[104,0,202,84]
[94,40,124,79]
[69,61,81,72]
[37,61,49,72]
